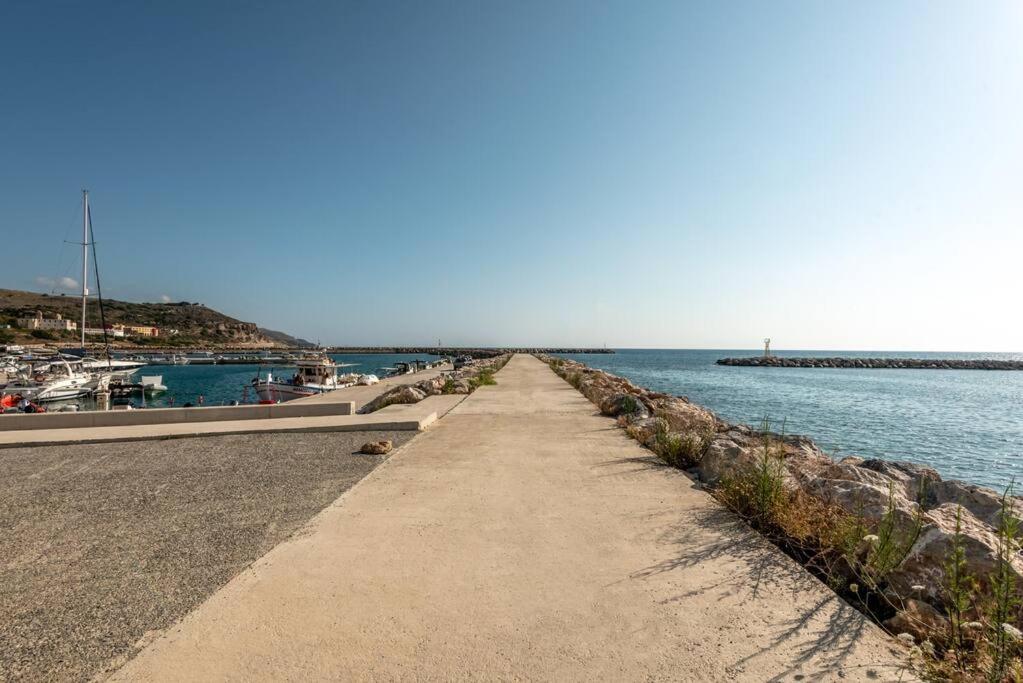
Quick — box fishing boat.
[251,356,358,402]
[378,361,416,378]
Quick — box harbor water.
[558,349,1023,491]
[86,353,440,409]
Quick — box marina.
[0,352,447,412]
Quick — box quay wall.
[0,401,355,431]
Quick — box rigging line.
[86,203,112,367]
[51,199,83,294]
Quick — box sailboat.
[64,191,116,388]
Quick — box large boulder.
[624,417,664,449]
[416,377,445,396]
[360,385,427,413]
[652,398,719,433]
[886,502,1023,608]
[360,440,393,455]
[694,436,758,485]
[599,392,650,419]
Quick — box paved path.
[113,355,908,682]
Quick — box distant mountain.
[0,288,304,348]
[258,328,316,348]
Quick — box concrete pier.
[112,355,907,681]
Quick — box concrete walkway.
[0,396,464,448]
[113,355,909,682]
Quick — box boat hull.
[253,381,329,403]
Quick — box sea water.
[557,349,1023,491]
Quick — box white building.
[84,327,125,338]
[16,312,77,332]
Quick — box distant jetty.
[716,356,1023,370]
[325,347,615,356]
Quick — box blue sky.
[2,1,1020,350]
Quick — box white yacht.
[252,357,357,402]
[3,358,104,403]
[80,357,146,379]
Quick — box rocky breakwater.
[538,354,1023,671]
[358,355,511,414]
[718,356,1023,370]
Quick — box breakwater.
[717,356,1023,370]
[538,353,1023,672]
[326,347,614,356]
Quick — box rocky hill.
[0,288,301,348]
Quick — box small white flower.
[962,621,983,632]
[849,583,859,594]
[863,534,880,543]
[908,645,922,658]
[910,584,926,592]
[920,640,935,656]
[897,632,916,645]
[1002,623,1022,642]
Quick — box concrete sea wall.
[0,400,355,431]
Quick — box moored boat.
[2,358,103,403]
[252,356,357,402]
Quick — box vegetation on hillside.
[0,288,297,348]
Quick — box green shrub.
[467,368,497,390]
[652,422,713,469]
[621,395,640,415]
[988,481,1020,680]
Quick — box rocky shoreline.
[718,356,1023,370]
[538,353,1022,671]
[358,354,512,413]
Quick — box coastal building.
[124,325,160,337]
[16,312,77,332]
[84,327,126,338]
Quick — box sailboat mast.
[81,189,89,347]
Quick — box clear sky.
[2,1,1020,350]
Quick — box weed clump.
[471,368,497,388]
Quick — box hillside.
[0,289,301,348]
[258,328,316,348]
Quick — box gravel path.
[0,430,415,682]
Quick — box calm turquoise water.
[117,353,440,408]
[558,349,1023,491]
